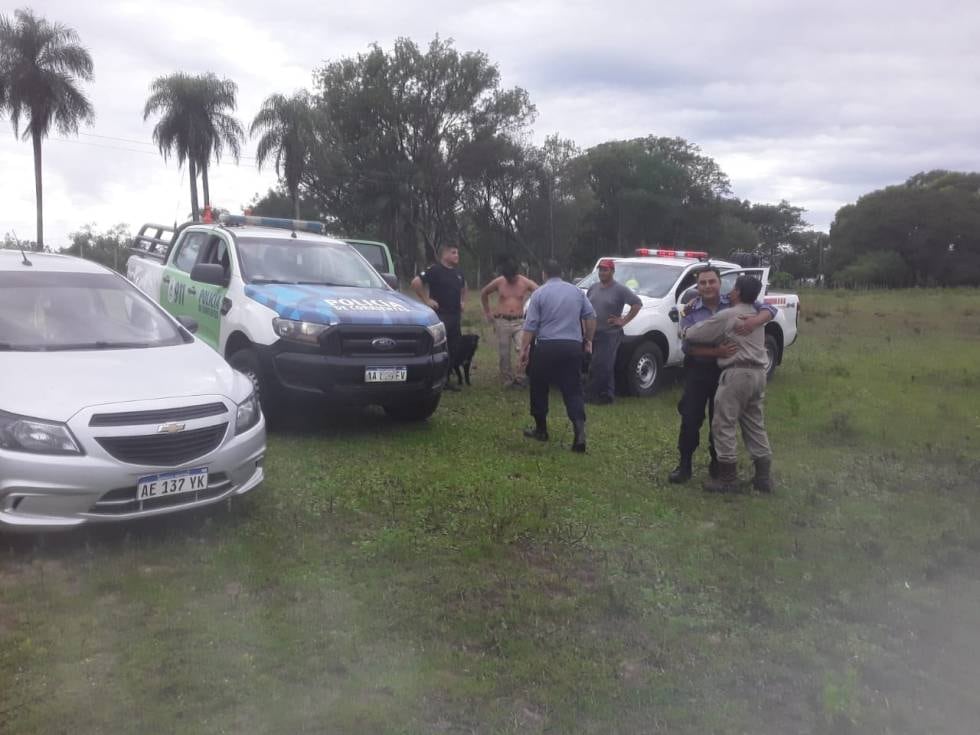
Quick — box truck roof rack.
[218,214,325,235]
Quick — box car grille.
[95,424,228,465]
[322,326,430,357]
[90,402,228,427]
[88,473,231,515]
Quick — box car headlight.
[273,318,331,345]
[427,321,447,349]
[235,392,261,435]
[0,410,81,455]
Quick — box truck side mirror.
[382,272,399,290]
[190,262,230,287]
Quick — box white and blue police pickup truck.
[127,215,449,422]
[577,248,800,396]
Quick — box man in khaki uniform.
[682,275,773,493]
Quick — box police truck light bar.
[635,248,709,259]
[219,214,325,235]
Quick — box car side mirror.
[382,272,399,290]
[668,307,679,323]
[176,315,199,333]
[190,262,230,287]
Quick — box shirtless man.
[480,260,538,387]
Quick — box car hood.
[0,340,248,422]
[244,284,439,327]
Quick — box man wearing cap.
[668,264,777,484]
[519,259,597,452]
[585,259,642,404]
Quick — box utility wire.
[49,136,260,166]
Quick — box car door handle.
[187,286,197,295]
[162,275,171,284]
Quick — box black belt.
[493,314,524,320]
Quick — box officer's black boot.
[571,420,587,453]
[668,453,693,483]
[523,416,549,442]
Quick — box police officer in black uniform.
[412,244,467,391]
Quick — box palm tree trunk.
[188,157,201,221]
[291,187,300,220]
[32,130,44,250]
[201,163,210,208]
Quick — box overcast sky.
[2,0,979,247]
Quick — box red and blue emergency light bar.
[634,247,709,260]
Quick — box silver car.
[0,250,265,532]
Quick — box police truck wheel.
[626,341,664,397]
[229,348,279,421]
[383,394,442,422]
[764,334,779,381]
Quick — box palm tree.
[0,8,94,249]
[250,91,317,219]
[143,72,243,221]
[196,74,244,210]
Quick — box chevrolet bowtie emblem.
[157,422,186,434]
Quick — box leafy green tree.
[248,187,321,221]
[251,92,317,220]
[143,72,243,221]
[828,171,980,286]
[61,223,130,273]
[745,200,809,264]
[0,8,94,249]
[307,36,535,273]
[580,136,731,256]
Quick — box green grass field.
[2,288,980,734]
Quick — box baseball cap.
[598,258,615,270]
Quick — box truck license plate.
[137,468,209,499]
[365,367,407,382]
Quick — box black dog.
[452,334,480,386]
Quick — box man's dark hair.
[733,275,762,304]
[501,260,518,281]
[542,259,562,279]
[694,263,722,281]
[439,243,458,253]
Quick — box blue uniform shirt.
[680,294,777,357]
[524,278,596,342]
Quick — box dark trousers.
[677,358,721,458]
[529,340,586,423]
[439,312,462,372]
[587,330,622,399]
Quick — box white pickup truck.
[577,248,800,395]
[126,215,450,422]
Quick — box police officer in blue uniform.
[519,260,597,452]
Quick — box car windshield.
[578,262,686,298]
[0,271,185,351]
[238,237,387,288]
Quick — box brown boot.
[752,456,773,493]
[702,461,738,493]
